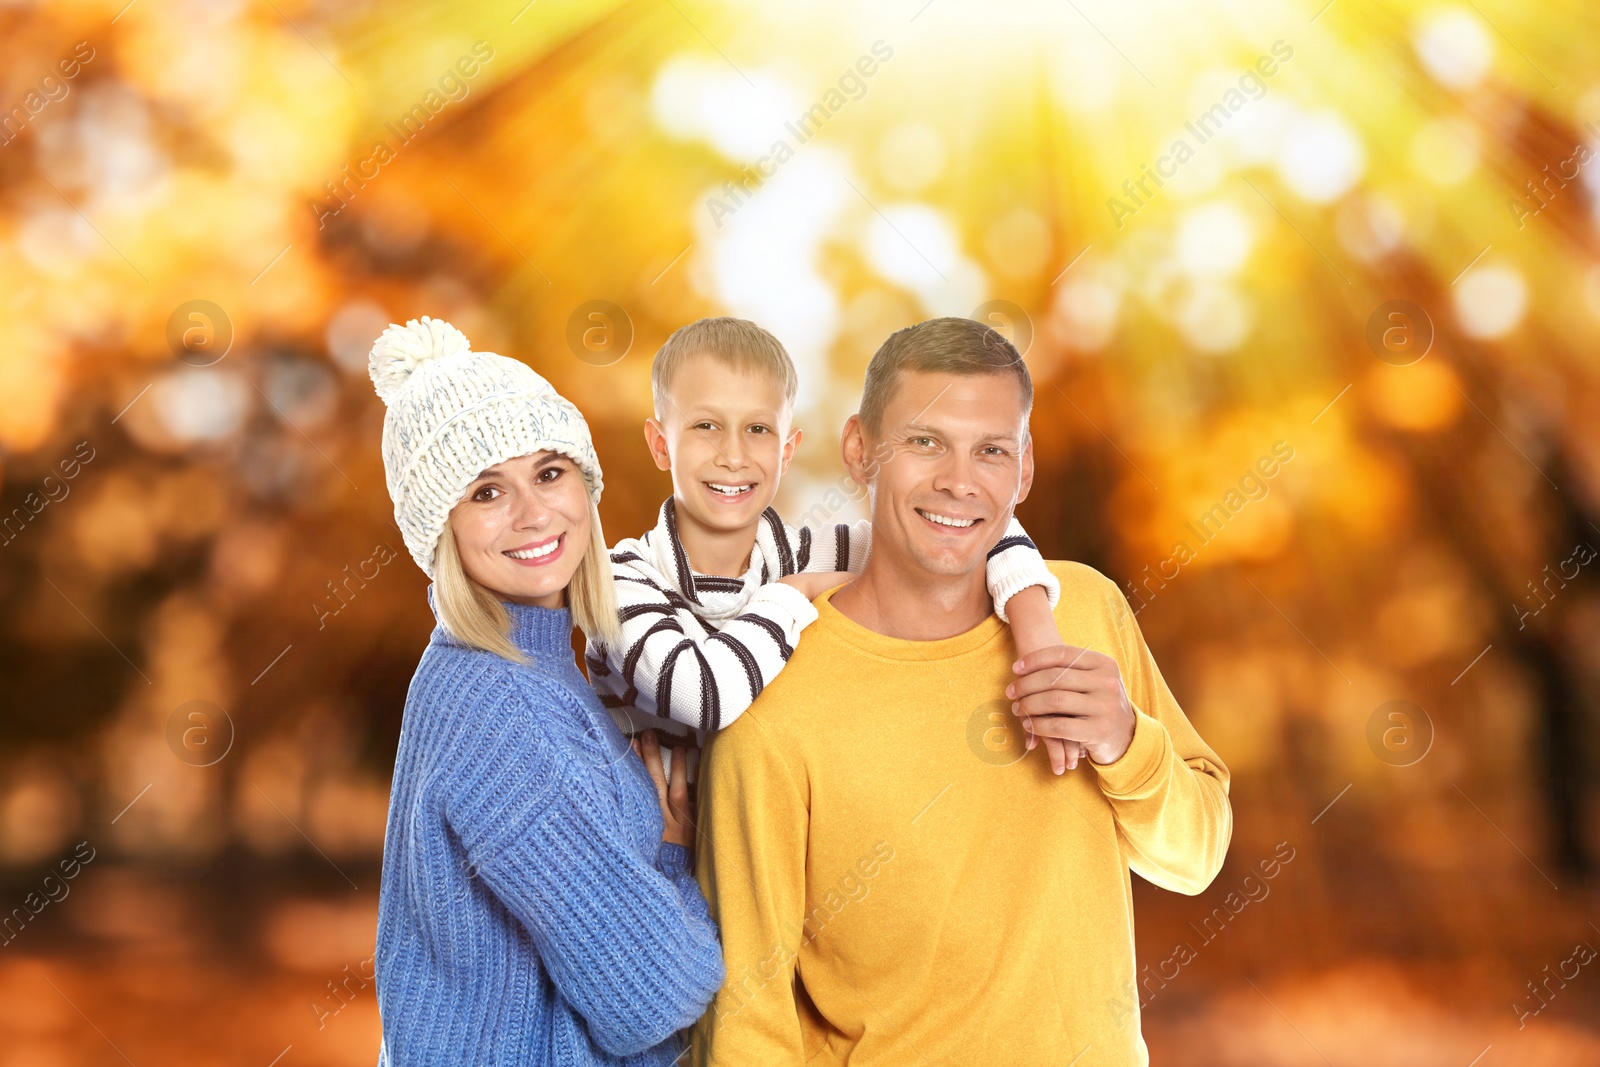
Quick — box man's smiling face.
[854,368,1034,581]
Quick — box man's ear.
[643,418,671,472]
[778,424,803,476]
[1016,434,1035,506]
[840,414,872,487]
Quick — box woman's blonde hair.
[432,501,621,664]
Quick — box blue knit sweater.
[375,589,726,1065]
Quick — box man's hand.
[1007,645,1136,766]
[777,570,853,600]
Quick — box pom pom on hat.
[368,316,471,403]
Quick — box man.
[689,317,1232,1066]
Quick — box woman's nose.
[511,493,553,529]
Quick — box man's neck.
[830,554,993,641]
[673,497,759,578]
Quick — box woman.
[367,316,723,1065]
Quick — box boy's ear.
[778,425,802,475]
[840,414,871,487]
[643,418,671,472]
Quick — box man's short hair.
[858,317,1033,434]
[651,317,798,419]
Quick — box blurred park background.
[2,0,1599,1063]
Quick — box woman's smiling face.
[447,451,592,607]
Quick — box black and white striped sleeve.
[799,519,874,574]
[589,554,820,734]
[797,516,1058,621]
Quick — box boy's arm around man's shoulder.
[592,548,821,733]
[793,515,1060,622]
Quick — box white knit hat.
[368,316,604,579]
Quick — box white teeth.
[506,539,560,559]
[707,483,752,496]
[918,509,977,528]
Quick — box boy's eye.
[693,421,716,431]
[747,425,771,434]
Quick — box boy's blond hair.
[433,502,621,663]
[651,317,798,419]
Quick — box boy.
[587,317,1083,777]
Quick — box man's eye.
[911,437,936,447]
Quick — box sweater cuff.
[752,580,822,629]
[658,841,691,879]
[989,566,1062,623]
[1091,708,1171,797]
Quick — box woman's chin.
[468,564,573,607]
[509,578,571,607]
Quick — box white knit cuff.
[989,562,1061,623]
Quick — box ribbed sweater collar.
[648,495,788,607]
[426,583,575,658]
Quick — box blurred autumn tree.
[0,0,1597,979]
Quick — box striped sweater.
[375,587,725,1066]
[586,496,1059,750]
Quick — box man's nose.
[931,450,979,495]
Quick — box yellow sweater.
[688,561,1231,1066]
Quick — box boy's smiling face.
[645,351,801,541]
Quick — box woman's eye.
[539,467,563,481]
[474,485,501,501]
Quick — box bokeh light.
[3,0,1599,1062]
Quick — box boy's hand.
[777,571,852,600]
[1023,720,1090,773]
[1001,585,1089,775]
[1007,645,1136,766]
[632,730,697,850]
